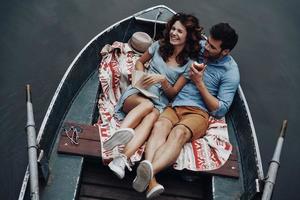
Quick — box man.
[132,23,240,198]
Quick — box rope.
[64,126,80,145]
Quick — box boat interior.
[21,6,263,200]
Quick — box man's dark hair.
[210,23,238,51]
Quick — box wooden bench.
[57,122,239,178]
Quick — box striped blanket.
[97,41,232,171]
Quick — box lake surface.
[1,0,299,199]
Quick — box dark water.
[1,0,299,199]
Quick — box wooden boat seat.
[58,122,239,178]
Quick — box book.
[132,70,159,99]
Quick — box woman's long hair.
[159,13,203,66]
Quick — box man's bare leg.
[147,177,160,194]
[151,125,192,175]
[145,118,173,192]
[134,125,191,193]
[145,118,173,162]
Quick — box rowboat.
[19,5,268,200]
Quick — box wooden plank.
[80,161,207,199]
[61,122,100,141]
[57,136,101,157]
[80,183,146,200]
[79,197,101,200]
[58,122,239,178]
[57,122,101,157]
[156,170,208,198]
[80,183,200,200]
[81,165,136,190]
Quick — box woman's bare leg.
[120,94,154,129]
[144,118,173,191]
[123,109,159,158]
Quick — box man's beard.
[203,50,223,62]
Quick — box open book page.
[132,70,159,99]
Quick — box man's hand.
[189,62,206,86]
[190,62,219,112]
[142,74,166,88]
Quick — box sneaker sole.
[103,128,134,150]
[108,161,124,179]
[132,160,153,192]
[146,184,164,199]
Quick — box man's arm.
[189,63,240,118]
[210,72,240,117]
[189,64,219,111]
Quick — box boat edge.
[238,85,264,180]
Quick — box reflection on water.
[0,0,299,199]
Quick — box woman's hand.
[141,74,166,88]
[189,62,206,86]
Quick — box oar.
[26,85,40,200]
[261,120,288,200]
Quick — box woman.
[104,13,203,182]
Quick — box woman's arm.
[135,50,152,71]
[161,75,187,100]
[141,74,187,100]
